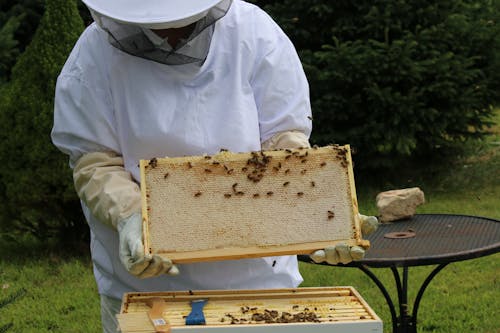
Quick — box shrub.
[0,15,21,85]
[0,0,45,83]
[255,0,500,170]
[0,0,84,243]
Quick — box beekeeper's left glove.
[118,213,179,278]
[310,243,366,265]
[359,213,379,236]
[309,214,378,265]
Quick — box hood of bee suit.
[81,0,225,29]
[84,0,232,65]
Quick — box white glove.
[118,213,179,278]
[261,130,310,150]
[310,243,365,265]
[310,213,378,265]
[359,213,379,236]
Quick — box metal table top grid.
[361,214,500,267]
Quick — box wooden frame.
[140,145,369,263]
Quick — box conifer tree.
[0,0,84,241]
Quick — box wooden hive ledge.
[140,145,368,263]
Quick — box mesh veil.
[95,0,232,65]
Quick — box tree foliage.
[255,0,500,169]
[0,0,44,84]
[0,0,84,242]
[0,0,499,241]
[0,0,91,84]
[0,15,21,85]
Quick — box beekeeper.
[51,0,377,332]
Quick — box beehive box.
[140,145,368,263]
[117,287,383,332]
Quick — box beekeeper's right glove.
[118,213,179,278]
[73,151,179,278]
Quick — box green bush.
[255,0,500,170]
[0,15,21,85]
[0,0,84,243]
[0,0,45,84]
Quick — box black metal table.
[299,214,500,333]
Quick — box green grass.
[300,255,500,333]
[1,111,499,333]
[0,241,100,333]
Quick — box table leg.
[412,263,449,325]
[357,264,450,333]
[358,264,398,333]
[400,267,415,333]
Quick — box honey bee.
[297,192,304,197]
[283,181,290,187]
[149,158,158,168]
[194,192,202,197]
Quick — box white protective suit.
[52,0,312,300]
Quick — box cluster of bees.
[220,306,322,325]
[184,149,322,199]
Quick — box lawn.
[1,112,499,332]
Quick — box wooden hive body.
[117,287,383,332]
[140,145,368,263]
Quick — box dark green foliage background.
[255,0,500,169]
[0,0,498,241]
[0,0,84,242]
